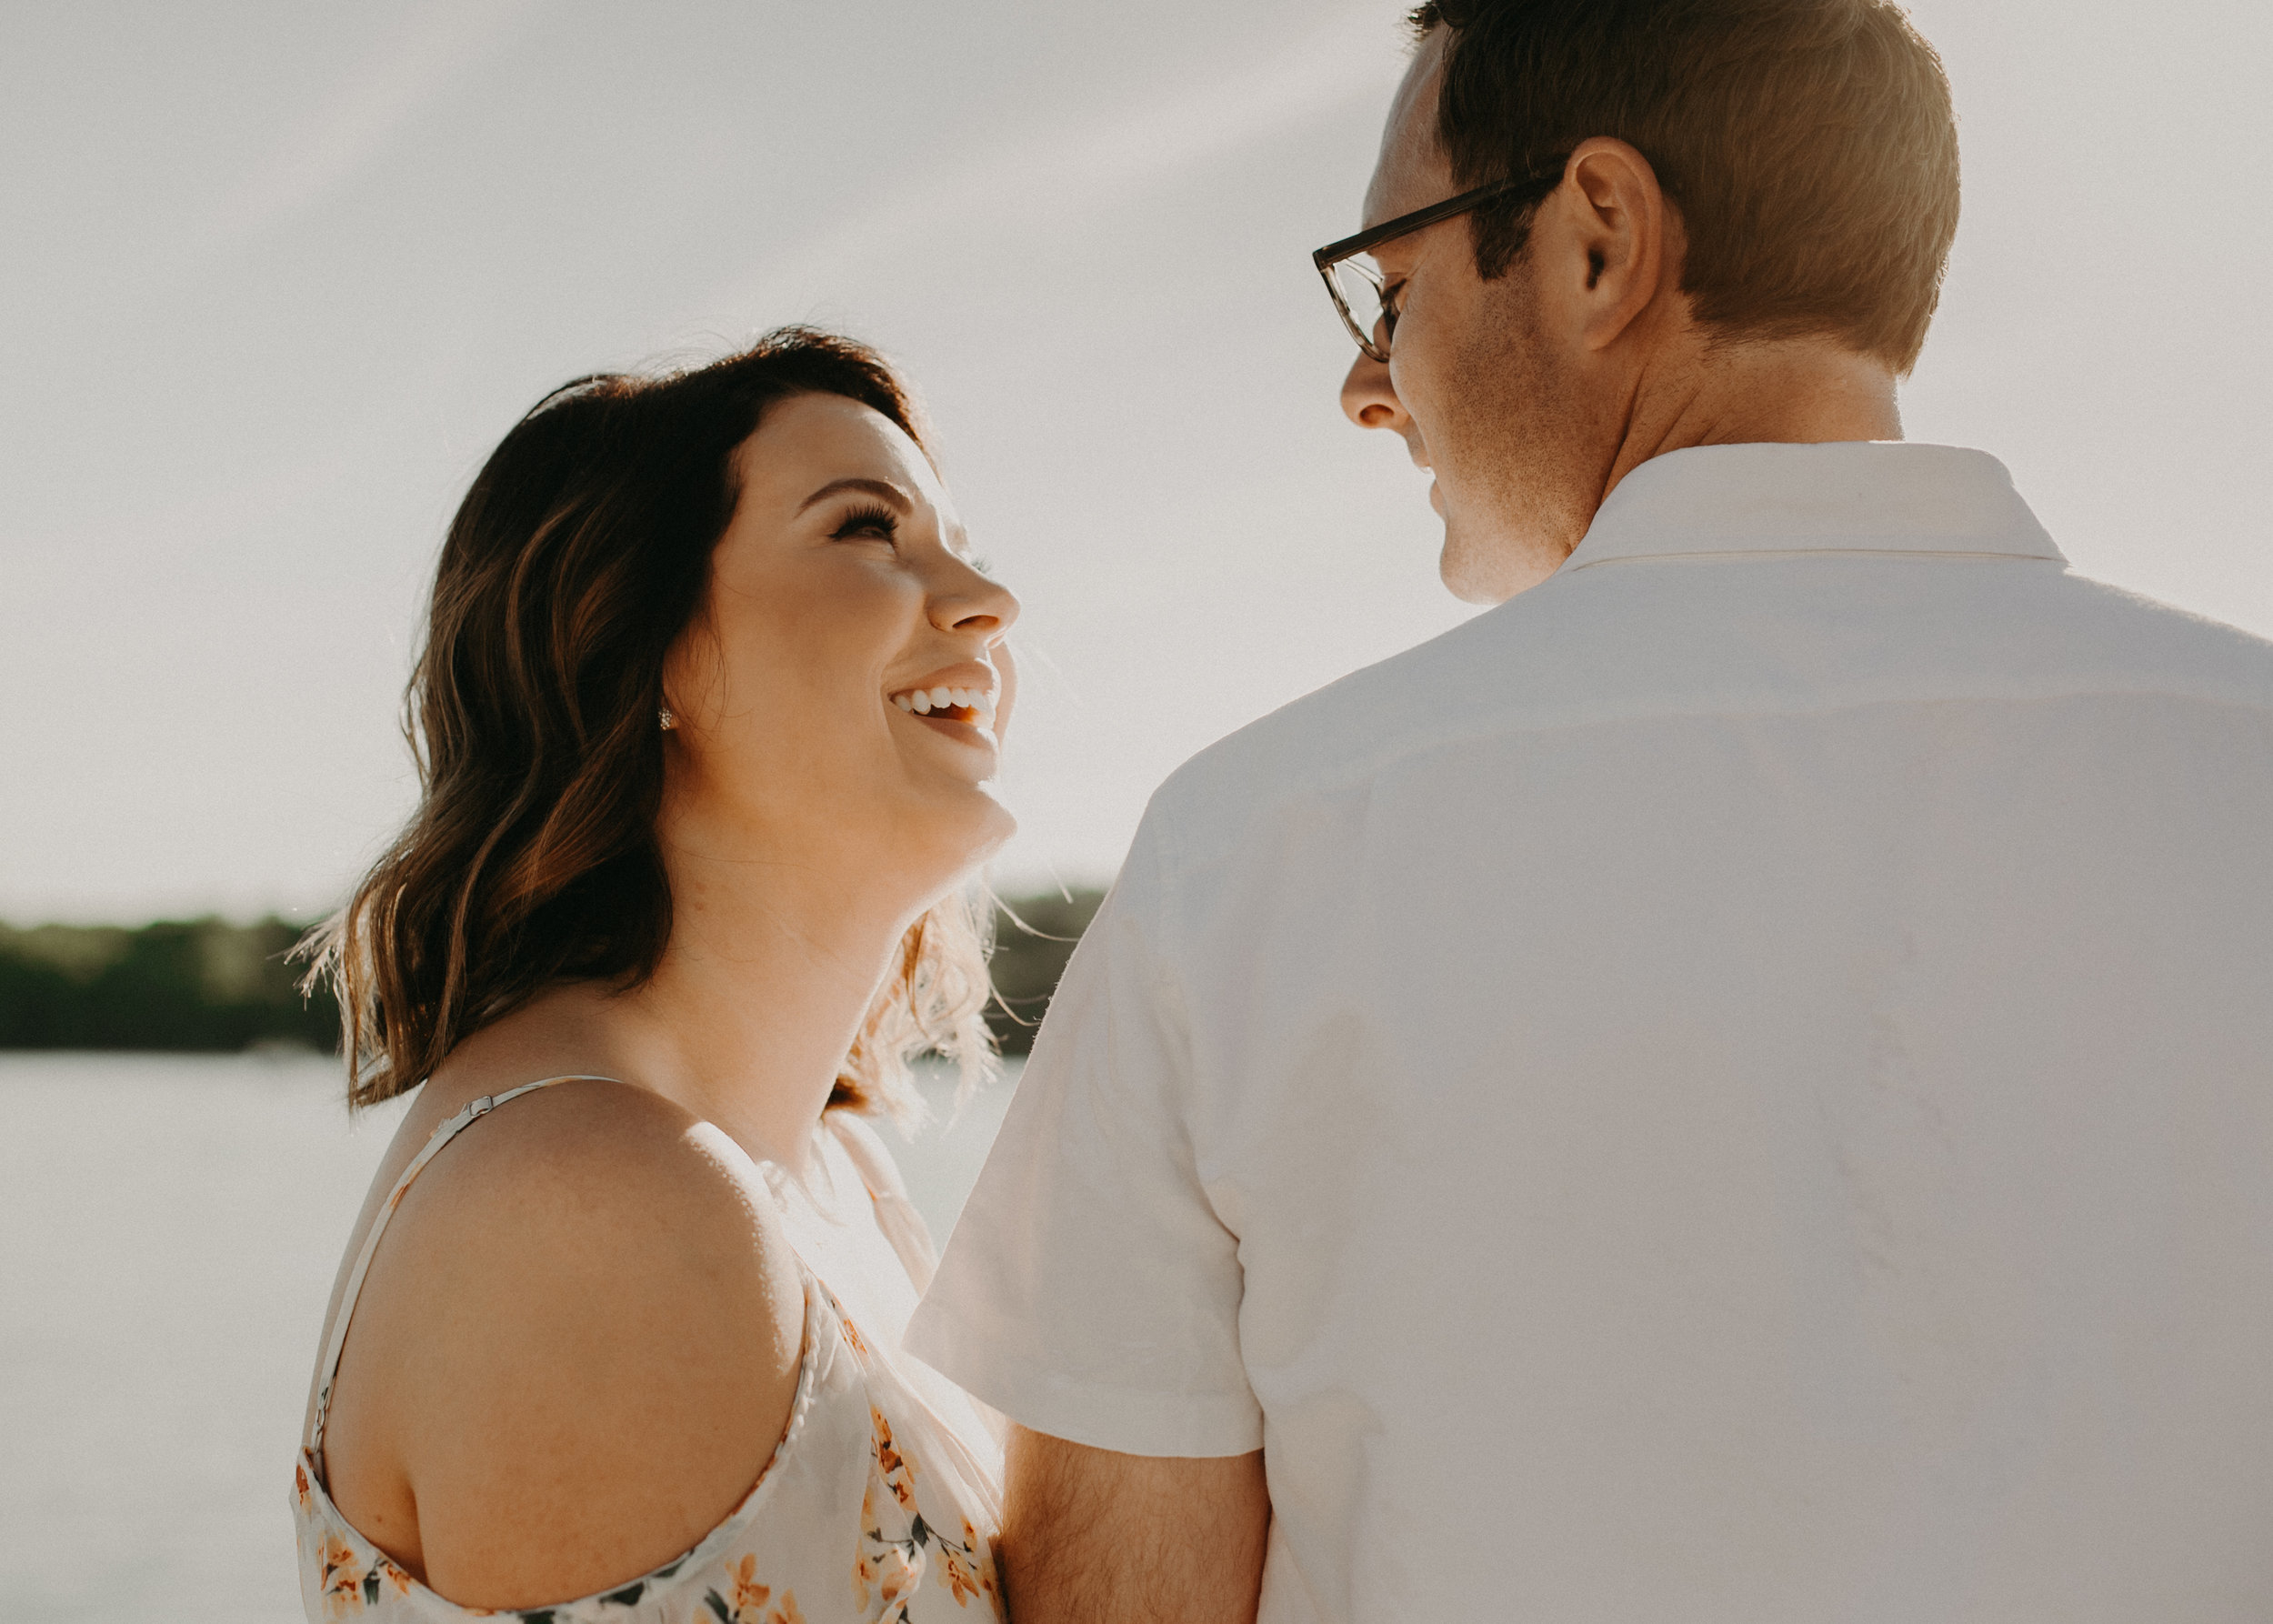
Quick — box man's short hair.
[1409,0,1960,372]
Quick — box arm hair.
[998,1425,1268,1624]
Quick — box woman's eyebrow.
[796,476,914,515]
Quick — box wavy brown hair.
[305,327,996,1118]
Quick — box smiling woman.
[288,328,1019,1620]
[314,331,1005,1120]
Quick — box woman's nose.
[1340,347,1408,433]
[932,559,1020,639]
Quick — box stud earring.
[659,707,676,730]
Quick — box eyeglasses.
[1312,158,1571,363]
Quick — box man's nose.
[1340,347,1408,433]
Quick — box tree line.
[0,889,1104,1058]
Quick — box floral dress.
[293,1079,1005,1624]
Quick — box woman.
[293,328,1017,1621]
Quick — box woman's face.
[660,392,1021,905]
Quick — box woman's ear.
[656,608,726,740]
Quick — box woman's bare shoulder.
[392,1079,797,1300]
[329,1078,806,1607]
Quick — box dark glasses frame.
[1312,157,1571,362]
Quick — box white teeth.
[893,684,995,717]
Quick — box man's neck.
[1604,337,1903,499]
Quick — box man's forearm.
[998,1425,1269,1624]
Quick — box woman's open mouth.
[889,684,996,736]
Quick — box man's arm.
[999,1425,1269,1624]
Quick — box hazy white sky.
[3,0,2268,921]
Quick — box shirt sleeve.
[904,810,1260,1458]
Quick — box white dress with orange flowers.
[293,1078,1005,1624]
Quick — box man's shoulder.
[1140,556,2273,861]
[1150,596,1538,829]
[2035,567,2273,703]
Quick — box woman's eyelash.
[831,504,900,540]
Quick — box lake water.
[0,1052,1018,1623]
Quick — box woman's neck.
[443,847,926,1179]
[618,844,923,1175]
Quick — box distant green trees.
[0,917,339,1051]
[985,888,1106,1056]
[0,890,1106,1057]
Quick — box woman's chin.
[892,779,1016,884]
[958,788,1018,867]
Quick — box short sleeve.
[904,812,1260,1458]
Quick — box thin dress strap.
[305,1076,621,1468]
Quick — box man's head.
[1339,0,1960,602]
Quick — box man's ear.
[1543,137,1672,353]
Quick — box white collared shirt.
[909,443,2273,1621]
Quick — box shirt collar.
[1559,442,2064,574]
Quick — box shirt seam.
[1562,546,2064,572]
[1162,688,2273,852]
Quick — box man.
[909,2,2273,1618]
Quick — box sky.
[2,0,2268,923]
